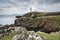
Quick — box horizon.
[0,11,60,15]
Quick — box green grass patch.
[48,15,60,29]
[0,32,16,40]
[37,31,60,40]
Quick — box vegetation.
[0,27,27,40]
[48,15,60,27]
[0,32,16,40]
[37,31,60,40]
[23,12,45,18]
[0,31,60,40]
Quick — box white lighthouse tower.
[30,7,32,12]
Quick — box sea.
[0,15,16,25]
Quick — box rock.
[16,16,22,18]
[59,31,60,33]
[12,31,43,40]
[0,34,4,38]
[14,27,27,34]
[15,17,59,33]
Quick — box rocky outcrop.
[14,12,60,33]
[12,27,43,40]
[15,17,59,33]
[12,31,43,40]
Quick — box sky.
[0,0,60,15]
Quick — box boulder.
[14,27,27,34]
[12,31,43,40]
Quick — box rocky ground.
[0,12,60,40]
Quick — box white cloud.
[0,0,60,15]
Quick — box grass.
[48,15,60,29]
[37,31,60,40]
[0,32,16,40]
[49,15,60,24]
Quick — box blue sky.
[0,0,60,15]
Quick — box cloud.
[0,0,60,15]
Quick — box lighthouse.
[30,7,32,12]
